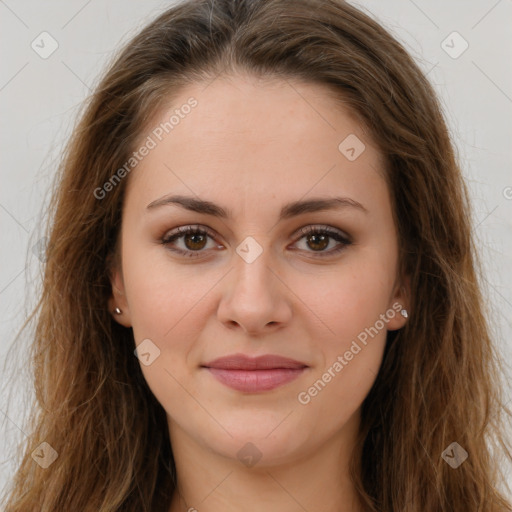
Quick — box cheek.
[120,249,205,398]
[292,251,393,409]
[294,250,395,346]
[122,238,218,340]
[296,279,388,427]
[121,245,217,410]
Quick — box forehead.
[125,74,387,214]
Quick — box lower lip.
[205,367,306,392]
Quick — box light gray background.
[1,0,511,502]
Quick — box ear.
[386,273,411,331]
[106,252,132,328]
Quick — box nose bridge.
[232,234,276,296]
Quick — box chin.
[198,414,312,466]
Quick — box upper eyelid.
[295,224,350,239]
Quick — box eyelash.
[160,224,352,259]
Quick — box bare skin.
[109,73,410,512]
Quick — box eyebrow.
[146,194,368,220]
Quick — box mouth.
[201,353,309,392]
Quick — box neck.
[167,410,364,512]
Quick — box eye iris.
[307,233,329,251]
[185,233,207,250]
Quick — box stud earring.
[400,309,408,318]
[114,307,122,315]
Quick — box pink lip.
[202,353,308,392]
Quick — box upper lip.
[202,353,308,370]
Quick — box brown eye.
[293,225,352,257]
[161,225,218,258]
[305,232,329,251]
[183,232,208,250]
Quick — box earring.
[114,307,122,315]
[400,309,408,318]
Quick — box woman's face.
[109,74,409,467]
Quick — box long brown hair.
[2,0,511,510]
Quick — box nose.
[217,241,293,336]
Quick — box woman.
[3,0,511,510]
